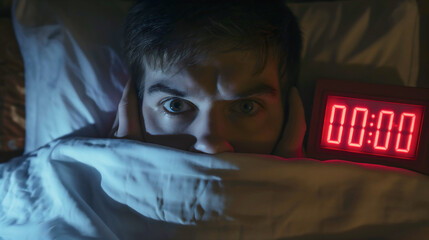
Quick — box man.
[113,0,307,157]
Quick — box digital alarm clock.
[307,79,429,175]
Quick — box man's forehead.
[143,51,280,98]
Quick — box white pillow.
[288,0,420,123]
[13,0,420,152]
[13,0,131,152]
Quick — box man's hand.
[111,80,144,141]
[272,87,307,158]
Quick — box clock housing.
[307,79,429,175]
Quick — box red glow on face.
[321,96,424,160]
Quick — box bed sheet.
[1,138,428,239]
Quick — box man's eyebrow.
[147,83,187,97]
[235,83,277,98]
[147,82,277,99]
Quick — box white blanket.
[1,138,429,239]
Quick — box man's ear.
[273,86,307,158]
[111,79,145,141]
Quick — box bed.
[1,0,429,239]
[0,0,25,162]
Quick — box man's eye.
[232,100,260,115]
[162,98,194,114]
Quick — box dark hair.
[123,0,302,101]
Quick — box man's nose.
[190,135,234,154]
[188,107,234,154]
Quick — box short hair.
[123,0,302,101]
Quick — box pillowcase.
[288,0,420,124]
[13,0,132,152]
[13,0,420,152]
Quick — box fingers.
[273,87,307,158]
[113,79,144,141]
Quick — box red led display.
[307,79,429,175]
[320,96,424,160]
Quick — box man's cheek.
[235,112,282,137]
[143,105,165,134]
[230,129,279,153]
[143,105,187,134]
[248,110,284,144]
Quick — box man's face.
[141,51,284,154]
